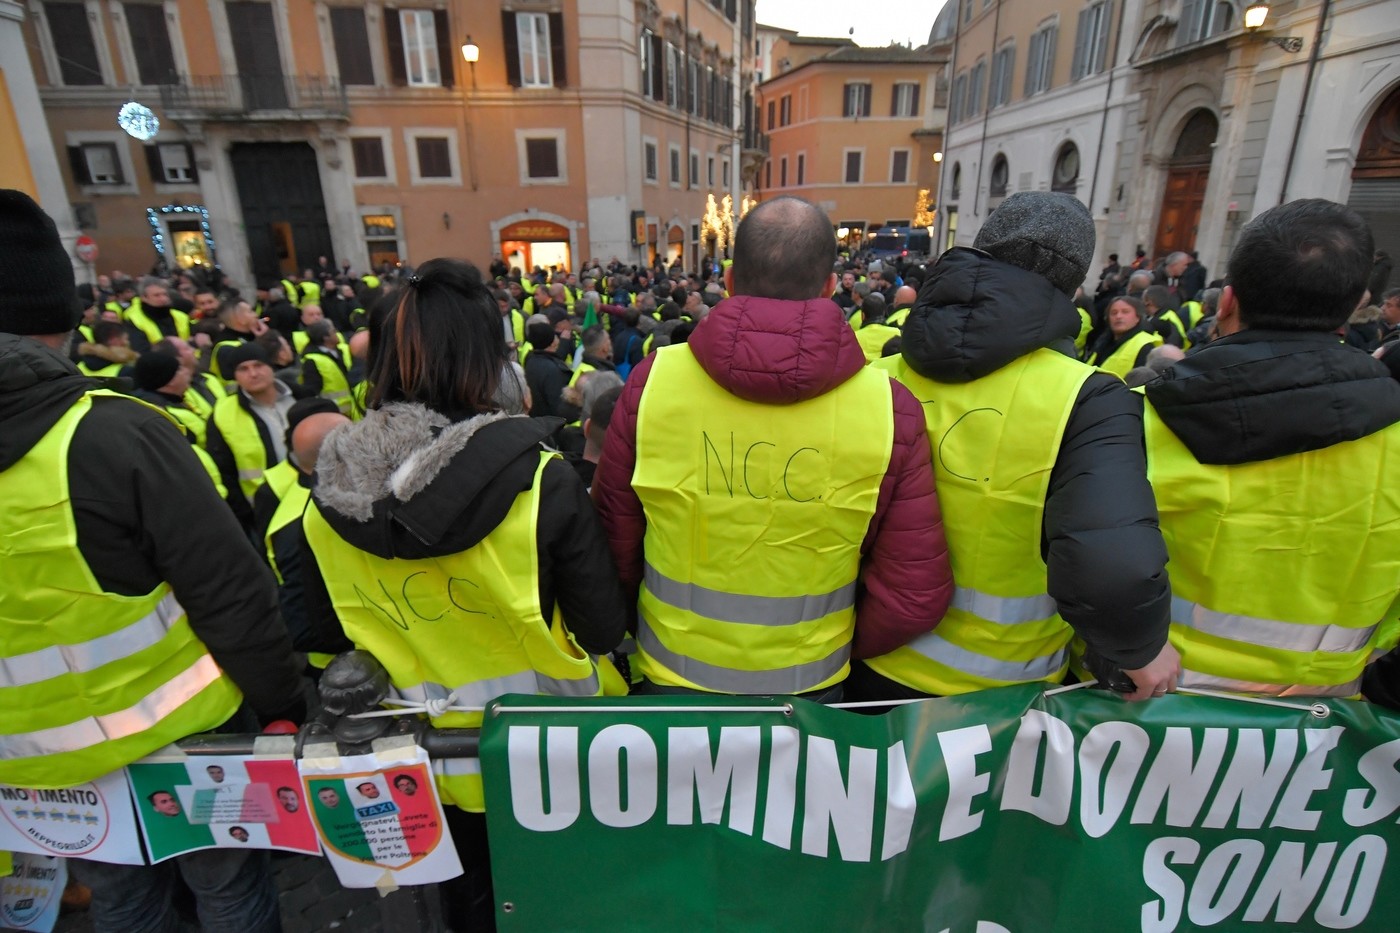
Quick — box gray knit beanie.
[973,191,1095,296]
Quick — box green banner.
[481,686,1400,932]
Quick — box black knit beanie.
[133,352,181,391]
[0,189,82,335]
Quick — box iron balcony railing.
[159,74,349,119]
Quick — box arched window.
[989,154,1009,197]
[1052,143,1080,193]
[1172,110,1219,163]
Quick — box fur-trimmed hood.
[312,401,562,559]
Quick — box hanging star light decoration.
[117,101,159,141]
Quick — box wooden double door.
[1154,163,1210,258]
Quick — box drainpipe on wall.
[1277,0,1331,205]
[970,0,1003,221]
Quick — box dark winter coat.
[0,333,309,722]
[900,248,1172,669]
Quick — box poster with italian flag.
[126,755,321,862]
[298,746,462,888]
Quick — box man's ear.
[723,265,735,296]
[1216,285,1241,335]
[823,271,838,298]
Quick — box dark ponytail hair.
[365,259,504,419]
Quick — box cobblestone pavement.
[43,853,446,932]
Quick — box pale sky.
[755,0,951,50]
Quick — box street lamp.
[461,36,479,88]
[1242,3,1303,52]
[933,151,943,163]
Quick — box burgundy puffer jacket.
[592,294,952,660]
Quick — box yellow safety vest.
[264,477,310,584]
[631,346,893,694]
[183,372,227,420]
[303,453,618,810]
[1089,330,1161,380]
[864,350,1093,694]
[211,395,273,502]
[0,390,241,787]
[124,305,191,346]
[297,280,321,308]
[887,307,910,328]
[1161,303,1205,350]
[855,322,902,363]
[302,350,353,415]
[208,339,248,383]
[1075,307,1093,354]
[163,401,208,449]
[350,381,368,419]
[567,360,597,388]
[292,331,351,365]
[77,359,123,378]
[1145,403,1400,696]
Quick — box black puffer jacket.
[899,248,1171,669]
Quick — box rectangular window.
[124,3,177,85]
[156,143,193,182]
[843,82,872,118]
[764,160,771,189]
[399,9,441,87]
[644,141,658,181]
[968,60,986,116]
[767,100,776,130]
[796,153,804,186]
[891,82,920,118]
[351,137,387,178]
[780,94,791,126]
[1072,2,1112,79]
[416,136,451,178]
[990,45,1015,107]
[525,137,560,179]
[722,159,731,187]
[669,146,682,186]
[46,2,103,85]
[890,149,909,184]
[690,151,700,188]
[779,156,787,188]
[516,12,554,87]
[844,150,862,184]
[1178,0,1232,45]
[707,156,715,187]
[1025,23,1058,97]
[77,143,124,185]
[331,7,376,86]
[950,72,967,123]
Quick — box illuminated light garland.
[147,204,217,266]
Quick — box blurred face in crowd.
[301,305,324,327]
[166,337,197,372]
[195,291,221,317]
[142,283,171,310]
[163,363,192,396]
[234,359,275,396]
[1108,300,1141,336]
[1383,296,1400,326]
[271,336,294,366]
[1167,256,1189,278]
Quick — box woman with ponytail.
[300,259,627,930]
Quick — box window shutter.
[144,145,164,183]
[67,146,92,185]
[650,34,664,99]
[502,11,522,87]
[911,82,921,116]
[1179,0,1202,44]
[549,12,566,87]
[384,9,407,86]
[185,144,200,183]
[1045,25,1058,86]
[890,85,899,117]
[842,86,852,118]
[1024,34,1038,97]
[1094,4,1112,73]
[861,83,872,117]
[433,10,454,87]
[1072,9,1088,80]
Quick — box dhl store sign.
[498,218,574,275]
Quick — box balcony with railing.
[159,74,349,121]
[742,124,769,154]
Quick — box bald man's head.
[728,197,837,300]
[894,285,918,308]
[292,412,349,475]
[348,329,370,361]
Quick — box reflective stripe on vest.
[212,395,272,500]
[303,450,613,810]
[631,345,892,695]
[77,360,123,378]
[864,350,1093,695]
[0,390,240,786]
[0,591,184,689]
[1092,329,1161,380]
[1146,401,1400,695]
